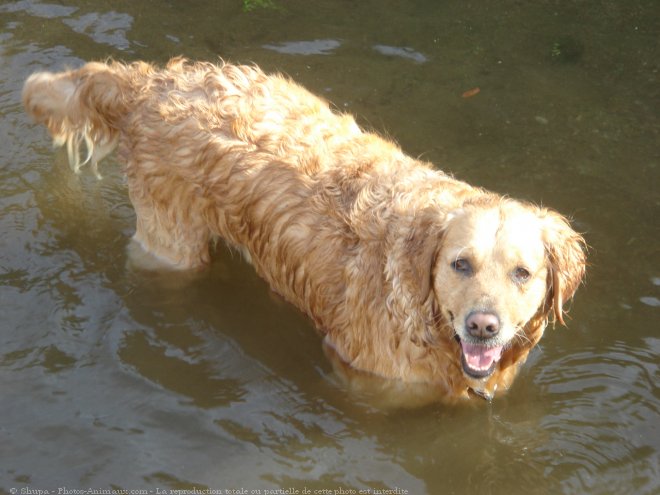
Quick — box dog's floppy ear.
[386,207,445,344]
[541,209,587,325]
[400,207,446,302]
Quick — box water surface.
[1,1,658,493]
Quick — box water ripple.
[532,341,660,493]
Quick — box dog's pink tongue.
[461,342,503,371]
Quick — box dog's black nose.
[466,311,500,339]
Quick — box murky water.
[1,0,658,493]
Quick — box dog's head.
[399,197,586,381]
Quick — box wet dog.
[23,58,586,401]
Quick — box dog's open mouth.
[459,340,503,378]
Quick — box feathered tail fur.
[22,61,136,178]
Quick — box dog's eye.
[451,258,472,275]
[513,266,531,283]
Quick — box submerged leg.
[127,175,211,270]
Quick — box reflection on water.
[372,45,428,64]
[263,39,342,56]
[0,2,77,19]
[63,11,133,51]
[0,0,658,493]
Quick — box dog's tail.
[23,61,136,178]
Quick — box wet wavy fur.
[23,58,586,402]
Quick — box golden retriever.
[23,58,586,402]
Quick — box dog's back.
[23,59,366,177]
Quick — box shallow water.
[1,0,658,493]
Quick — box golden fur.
[23,58,586,402]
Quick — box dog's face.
[432,201,580,379]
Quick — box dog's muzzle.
[456,310,504,378]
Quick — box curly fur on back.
[23,58,586,402]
